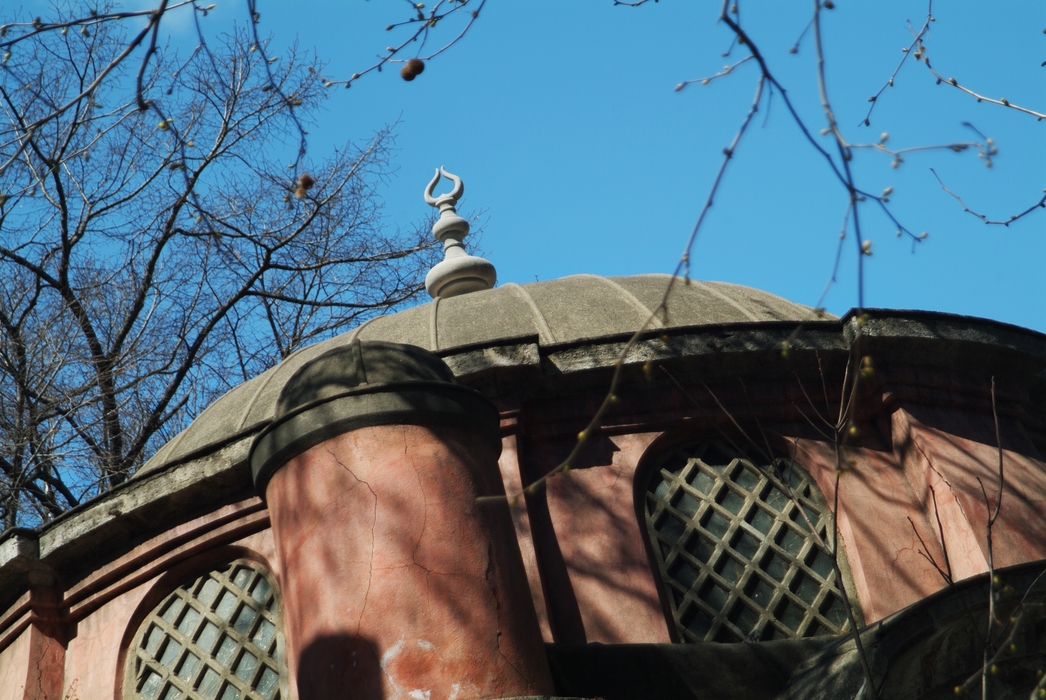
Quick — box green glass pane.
[653,477,672,500]
[682,606,712,639]
[763,486,789,513]
[761,552,788,581]
[734,465,760,491]
[140,671,163,700]
[776,599,804,632]
[805,622,829,638]
[765,625,788,641]
[197,578,221,607]
[219,683,242,700]
[257,667,279,699]
[159,639,182,668]
[703,511,730,538]
[252,619,276,649]
[719,489,745,515]
[746,576,775,608]
[161,684,184,700]
[177,606,201,638]
[685,533,715,562]
[732,530,760,560]
[233,567,252,590]
[749,507,774,535]
[778,527,804,556]
[669,559,698,589]
[728,601,759,636]
[807,549,834,579]
[250,577,271,605]
[197,666,221,699]
[216,635,238,667]
[233,604,258,636]
[144,625,164,655]
[215,591,237,620]
[235,650,258,682]
[176,652,199,681]
[700,580,729,611]
[690,469,715,494]
[821,595,848,628]
[717,555,743,584]
[196,622,220,654]
[792,573,820,605]
[160,598,182,624]
[658,512,686,543]
[676,492,701,518]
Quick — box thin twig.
[675,55,754,92]
[813,202,849,312]
[482,71,768,504]
[907,485,953,586]
[323,0,486,89]
[930,485,952,581]
[931,169,1046,227]
[923,60,1046,121]
[858,3,933,127]
[972,378,1005,699]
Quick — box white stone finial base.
[423,168,496,299]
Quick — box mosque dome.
[139,273,826,476]
[5,168,1046,700]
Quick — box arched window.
[643,441,855,643]
[125,559,285,700]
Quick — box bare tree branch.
[0,13,438,526]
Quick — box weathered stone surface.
[249,339,501,493]
[0,438,255,612]
[136,275,829,478]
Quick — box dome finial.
[424,167,464,208]
[423,168,496,299]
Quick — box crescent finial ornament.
[424,167,465,207]
[419,167,495,298]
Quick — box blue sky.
[88,1,1046,332]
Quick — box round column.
[250,340,554,700]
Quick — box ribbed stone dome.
[138,274,823,476]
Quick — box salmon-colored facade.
[2,276,1045,699]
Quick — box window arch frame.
[119,549,289,700]
[635,434,863,644]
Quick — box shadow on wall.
[272,422,552,700]
[298,633,383,700]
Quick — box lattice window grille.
[645,442,851,643]
[127,560,284,700]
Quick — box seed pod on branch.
[400,58,425,81]
[294,173,316,198]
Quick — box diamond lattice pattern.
[645,442,851,643]
[127,560,283,700]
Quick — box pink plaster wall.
[0,627,30,700]
[63,574,154,700]
[265,424,553,700]
[60,528,279,700]
[497,434,553,642]
[793,404,1046,624]
[794,437,944,623]
[544,432,671,644]
[897,407,1046,570]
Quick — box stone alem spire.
[423,167,497,299]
